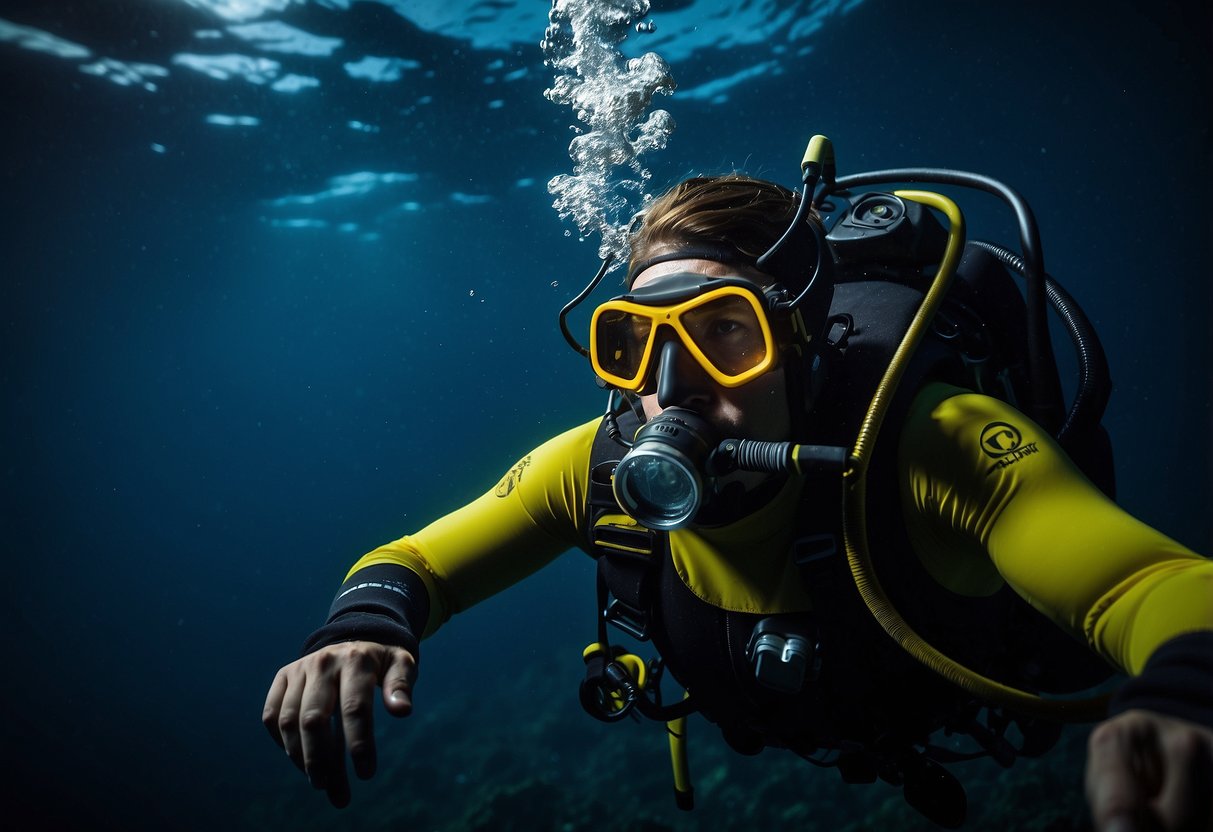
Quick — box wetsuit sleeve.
[1108,631,1213,727]
[323,417,599,643]
[898,383,1212,680]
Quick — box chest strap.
[585,413,697,723]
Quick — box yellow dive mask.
[589,274,779,392]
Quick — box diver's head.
[625,259,792,444]
[610,174,830,437]
[585,174,831,528]
[602,256,795,527]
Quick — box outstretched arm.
[899,383,1212,832]
[263,417,600,805]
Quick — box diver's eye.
[710,318,746,337]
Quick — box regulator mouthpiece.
[612,408,716,530]
[613,407,848,530]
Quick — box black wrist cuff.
[301,612,420,658]
[300,563,432,660]
[1109,630,1213,729]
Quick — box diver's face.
[630,259,792,443]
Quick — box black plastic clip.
[605,597,651,641]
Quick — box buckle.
[592,519,657,558]
[605,597,651,641]
[792,533,837,567]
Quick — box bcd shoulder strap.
[587,405,665,642]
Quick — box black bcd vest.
[582,242,1114,764]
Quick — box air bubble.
[542,0,676,266]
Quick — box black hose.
[560,254,615,356]
[728,439,790,474]
[969,240,1111,441]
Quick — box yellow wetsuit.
[341,382,1210,680]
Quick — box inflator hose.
[843,191,1109,721]
[667,699,693,810]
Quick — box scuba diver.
[263,136,1212,830]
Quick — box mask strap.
[626,244,752,286]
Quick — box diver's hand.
[263,641,417,808]
[1085,709,1213,832]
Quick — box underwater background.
[2,1,1209,829]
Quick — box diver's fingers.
[380,646,418,718]
[1154,718,1213,832]
[337,644,383,781]
[262,668,289,749]
[323,714,352,809]
[298,651,341,790]
[274,666,309,774]
[1087,711,1164,831]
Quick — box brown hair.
[627,174,812,285]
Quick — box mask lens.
[681,293,768,377]
[594,310,653,382]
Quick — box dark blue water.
[3,1,1209,829]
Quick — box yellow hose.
[842,190,1108,721]
[667,694,693,809]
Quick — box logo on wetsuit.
[495,455,532,497]
[980,421,1039,474]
